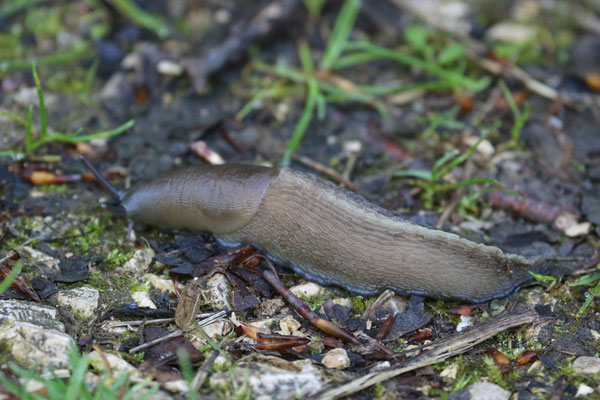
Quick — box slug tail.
[79,155,124,203]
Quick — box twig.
[103,311,223,330]
[129,329,184,354]
[262,269,359,344]
[313,310,541,400]
[292,154,358,191]
[361,289,394,322]
[191,350,219,391]
[129,310,228,354]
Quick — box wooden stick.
[312,310,541,400]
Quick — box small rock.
[56,287,99,319]
[464,135,495,157]
[157,60,183,76]
[21,246,59,270]
[321,348,351,370]
[572,356,600,375]
[467,382,510,400]
[192,320,232,342]
[333,298,350,307]
[440,363,458,379]
[278,316,302,335]
[0,300,64,331]
[290,282,323,298]
[143,273,175,294]
[163,380,188,393]
[487,22,536,43]
[88,351,142,382]
[555,212,591,237]
[210,359,323,398]
[456,315,473,332]
[131,291,156,309]
[0,320,73,373]
[123,248,155,273]
[256,298,285,316]
[576,383,595,397]
[202,273,232,309]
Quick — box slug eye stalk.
[79,155,127,216]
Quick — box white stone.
[56,287,99,319]
[21,246,59,270]
[0,299,64,331]
[440,363,458,379]
[163,379,188,393]
[131,291,156,309]
[467,382,510,400]
[290,282,323,298]
[123,248,155,273]
[88,351,142,382]
[143,273,175,294]
[576,384,595,397]
[565,222,592,237]
[210,359,323,398]
[456,315,473,332]
[487,22,536,43]
[197,320,232,340]
[321,348,351,370]
[157,60,183,76]
[0,320,73,373]
[278,316,301,335]
[572,356,600,375]
[342,140,362,154]
[464,135,495,156]
[202,273,232,309]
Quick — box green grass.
[0,44,90,76]
[239,0,489,166]
[0,63,134,161]
[0,348,158,400]
[498,80,530,143]
[0,261,22,295]
[569,263,600,316]
[102,0,170,38]
[392,129,500,209]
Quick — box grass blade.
[391,169,433,181]
[0,111,28,126]
[109,0,170,38]
[0,261,22,295]
[282,79,319,166]
[320,0,361,71]
[436,132,489,179]
[431,149,459,180]
[25,105,33,154]
[0,44,90,76]
[31,63,47,137]
[0,0,47,19]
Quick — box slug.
[81,158,552,303]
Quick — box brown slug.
[81,157,555,303]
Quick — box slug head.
[120,164,279,234]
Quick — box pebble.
[56,287,99,319]
[467,382,510,400]
[321,348,351,370]
[572,356,600,375]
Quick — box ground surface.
[0,0,599,399]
